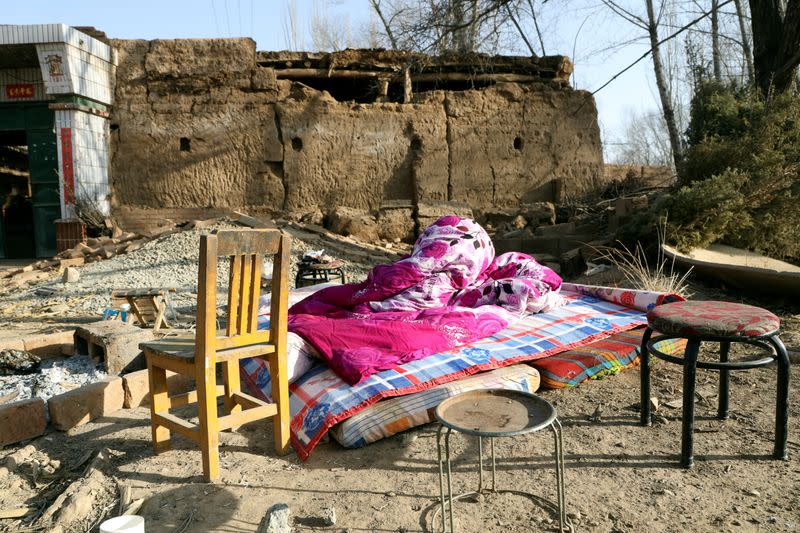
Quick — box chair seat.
[647,300,780,338]
[142,335,276,364]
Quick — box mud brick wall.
[108,38,604,218]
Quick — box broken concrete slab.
[23,330,76,359]
[48,377,125,431]
[258,503,291,533]
[74,322,155,375]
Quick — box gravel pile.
[0,220,376,322]
[0,355,106,402]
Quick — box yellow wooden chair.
[141,229,291,482]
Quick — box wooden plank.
[196,234,220,481]
[237,254,252,335]
[227,255,242,337]
[168,384,225,408]
[215,331,271,350]
[231,391,270,410]
[270,233,292,455]
[147,360,171,453]
[218,404,278,431]
[152,412,200,441]
[249,254,262,333]
[216,343,275,362]
[215,229,282,256]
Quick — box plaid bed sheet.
[329,365,541,448]
[241,288,652,460]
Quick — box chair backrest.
[195,229,291,361]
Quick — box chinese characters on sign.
[61,128,75,205]
[5,84,34,99]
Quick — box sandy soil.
[1,330,799,532]
[1,268,799,532]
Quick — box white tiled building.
[0,24,115,256]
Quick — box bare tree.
[711,0,722,80]
[369,0,400,48]
[282,0,303,50]
[614,109,673,166]
[733,0,755,82]
[599,0,685,168]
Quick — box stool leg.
[445,429,455,533]
[477,436,484,493]
[436,425,446,533]
[681,339,701,468]
[551,418,568,533]
[640,327,654,426]
[769,335,791,460]
[718,341,730,420]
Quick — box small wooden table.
[111,288,176,332]
[295,260,346,288]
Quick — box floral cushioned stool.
[639,300,790,468]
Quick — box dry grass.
[597,219,693,297]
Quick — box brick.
[47,377,124,431]
[23,330,76,359]
[0,338,26,351]
[122,368,195,408]
[0,398,46,446]
[74,322,155,374]
[59,257,85,269]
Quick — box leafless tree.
[599,0,685,169]
[613,109,673,166]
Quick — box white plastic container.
[99,515,145,533]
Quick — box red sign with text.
[61,128,75,205]
[5,84,34,99]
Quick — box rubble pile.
[0,216,408,324]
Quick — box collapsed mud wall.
[109,38,604,220]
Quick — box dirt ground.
[1,283,799,532]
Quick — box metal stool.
[434,389,572,533]
[640,300,790,468]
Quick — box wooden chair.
[141,229,291,482]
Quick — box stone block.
[534,221,576,237]
[23,330,75,359]
[521,202,556,226]
[122,368,195,409]
[377,207,415,242]
[48,377,124,431]
[74,322,155,375]
[0,398,46,446]
[326,206,379,242]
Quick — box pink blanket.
[288,216,563,384]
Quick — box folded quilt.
[288,216,563,384]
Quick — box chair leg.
[147,360,171,454]
[718,341,730,420]
[640,327,653,427]
[196,364,220,482]
[270,355,291,455]
[222,360,242,416]
[681,339,701,468]
[769,335,791,460]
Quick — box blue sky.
[4,0,664,159]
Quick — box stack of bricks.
[55,218,86,254]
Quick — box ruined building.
[0,24,604,257]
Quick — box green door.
[0,103,59,258]
[27,128,59,258]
